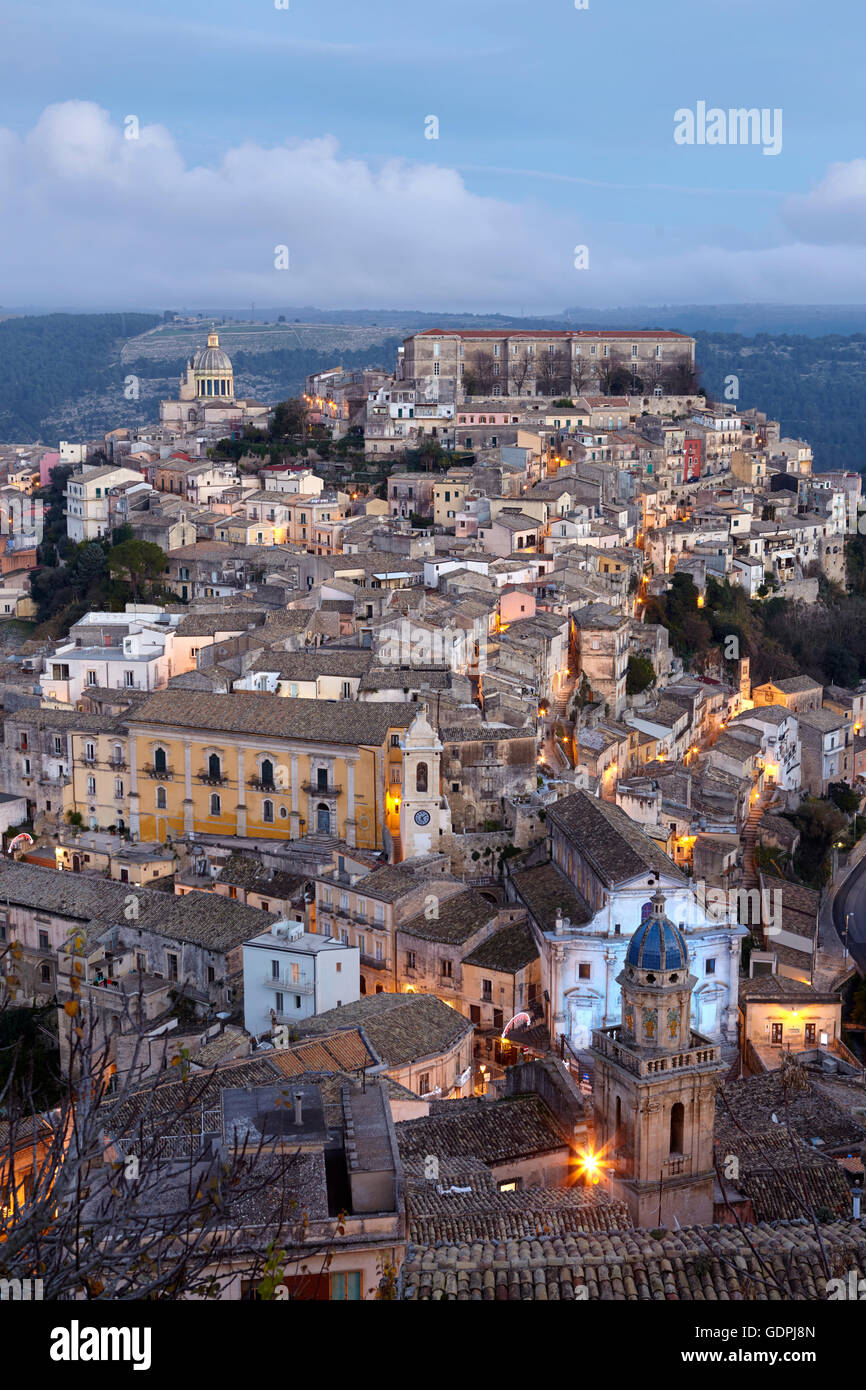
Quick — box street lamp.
[845,912,852,967]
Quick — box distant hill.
[696,332,866,473]
[1,310,865,472]
[0,313,161,441]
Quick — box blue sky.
[1,0,864,311]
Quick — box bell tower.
[397,707,450,863]
[589,889,725,1228]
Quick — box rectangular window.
[705,958,716,975]
[167,953,179,981]
[579,962,591,980]
[330,1272,362,1301]
[441,959,453,978]
[38,930,50,951]
[418,1073,430,1095]
[275,991,284,1014]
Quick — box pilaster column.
[236,746,246,836]
[128,733,140,838]
[183,742,194,834]
[345,759,356,848]
[289,753,301,838]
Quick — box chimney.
[555,908,564,936]
[293,1091,303,1126]
[854,1189,862,1221]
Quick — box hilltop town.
[2,321,865,1304]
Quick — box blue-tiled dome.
[626,894,689,972]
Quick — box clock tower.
[397,707,451,862]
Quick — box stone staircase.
[742,795,767,891]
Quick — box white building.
[728,705,801,794]
[242,919,359,1036]
[510,790,746,1052]
[64,464,148,542]
[40,609,180,705]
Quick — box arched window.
[670,1101,684,1155]
[156,786,167,809]
[210,793,221,817]
[153,747,167,775]
[416,761,428,793]
[208,753,221,781]
[261,758,274,788]
[263,800,274,823]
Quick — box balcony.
[197,771,228,786]
[248,777,277,792]
[592,1025,721,1078]
[263,972,313,994]
[302,781,342,797]
[359,952,388,970]
[144,765,174,780]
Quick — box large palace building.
[398,327,696,400]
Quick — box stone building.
[509,790,746,1052]
[589,891,725,1228]
[399,329,696,400]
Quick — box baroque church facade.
[159,327,271,431]
[510,789,746,1050]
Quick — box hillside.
[1,311,866,471]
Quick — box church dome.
[626,891,689,972]
[193,329,232,373]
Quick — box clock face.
[414,809,431,826]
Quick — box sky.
[1,0,865,313]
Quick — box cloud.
[0,102,575,310]
[2,102,866,311]
[782,159,866,245]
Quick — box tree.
[69,542,107,592]
[828,782,859,815]
[0,955,325,1300]
[661,354,700,395]
[108,539,168,604]
[597,351,630,396]
[271,397,308,440]
[538,349,570,397]
[509,349,532,394]
[570,354,594,397]
[626,654,656,695]
[469,350,497,396]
